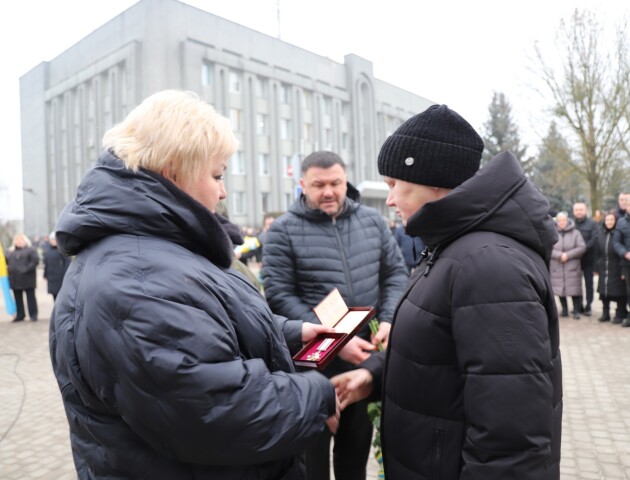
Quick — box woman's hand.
[301,322,336,343]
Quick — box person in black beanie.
[332,104,563,480]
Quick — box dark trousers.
[602,297,628,319]
[306,398,372,480]
[13,288,38,320]
[582,263,594,308]
[559,296,582,314]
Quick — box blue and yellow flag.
[0,244,16,316]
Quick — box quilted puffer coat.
[262,183,408,376]
[550,219,586,297]
[49,151,336,480]
[363,152,562,479]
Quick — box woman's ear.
[161,165,177,183]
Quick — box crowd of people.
[3,90,629,479]
[550,197,630,327]
[3,232,71,322]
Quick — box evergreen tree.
[481,92,528,171]
[530,122,586,214]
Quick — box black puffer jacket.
[364,152,562,479]
[262,184,408,375]
[49,151,336,480]
[43,244,71,296]
[6,245,39,290]
[574,216,598,266]
[613,213,630,267]
[595,223,626,298]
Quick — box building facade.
[19,0,433,235]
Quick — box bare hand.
[338,337,375,365]
[325,395,341,434]
[331,368,374,410]
[371,322,391,350]
[625,251,630,261]
[301,323,336,344]
[560,252,568,263]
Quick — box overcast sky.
[1,0,627,221]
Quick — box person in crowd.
[594,212,628,324]
[573,202,598,316]
[550,211,587,319]
[49,90,339,480]
[42,232,71,301]
[262,150,408,480]
[234,227,260,265]
[215,201,262,291]
[256,212,279,282]
[613,197,630,327]
[331,104,562,479]
[6,233,39,322]
[393,222,425,273]
[257,213,277,250]
[616,192,628,219]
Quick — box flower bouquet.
[368,319,385,479]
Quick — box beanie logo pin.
[404,157,415,166]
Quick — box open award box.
[293,288,375,370]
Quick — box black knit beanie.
[378,104,484,189]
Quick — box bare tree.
[534,9,630,211]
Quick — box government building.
[19,0,433,235]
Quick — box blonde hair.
[11,233,32,249]
[102,90,238,185]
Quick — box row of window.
[203,61,348,116]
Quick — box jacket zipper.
[430,429,443,480]
[331,217,355,304]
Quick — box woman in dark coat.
[549,212,586,319]
[43,232,71,301]
[49,90,338,480]
[594,212,628,323]
[6,233,39,321]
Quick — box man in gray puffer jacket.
[263,151,408,480]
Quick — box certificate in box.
[292,288,375,370]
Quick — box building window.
[280,119,292,140]
[323,96,332,115]
[229,71,241,93]
[324,128,332,150]
[234,191,246,215]
[261,192,270,214]
[279,83,290,104]
[229,108,241,132]
[282,155,292,178]
[342,132,349,150]
[255,76,267,98]
[341,102,350,120]
[256,113,267,135]
[303,123,313,144]
[303,90,313,110]
[231,151,245,175]
[201,62,214,86]
[284,193,293,210]
[259,153,270,176]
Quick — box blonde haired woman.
[6,232,39,321]
[50,90,338,480]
